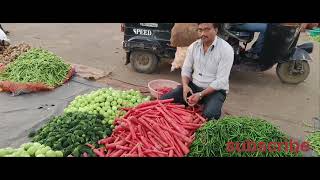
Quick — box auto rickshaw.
[122,23,314,84]
[221,23,314,84]
[121,23,175,74]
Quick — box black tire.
[130,50,158,74]
[276,61,310,84]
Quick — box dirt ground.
[2,23,319,140]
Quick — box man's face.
[198,23,217,44]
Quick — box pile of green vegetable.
[31,112,112,157]
[0,142,63,157]
[188,116,302,157]
[312,35,320,43]
[64,88,150,125]
[306,131,320,156]
[0,48,71,87]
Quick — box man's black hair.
[197,23,220,29]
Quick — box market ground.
[3,23,320,140]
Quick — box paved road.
[3,23,320,140]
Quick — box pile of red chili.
[156,87,173,97]
[92,99,206,157]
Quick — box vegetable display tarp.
[0,76,107,148]
[0,66,76,96]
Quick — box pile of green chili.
[0,48,71,87]
[188,116,302,157]
[306,131,320,156]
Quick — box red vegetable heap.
[94,99,206,157]
[156,87,173,96]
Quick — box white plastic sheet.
[0,28,10,43]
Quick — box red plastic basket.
[148,79,181,99]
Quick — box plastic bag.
[301,23,319,32]
[170,23,199,47]
[171,47,188,72]
[0,28,10,44]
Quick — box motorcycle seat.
[228,31,254,42]
[221,24,254,43]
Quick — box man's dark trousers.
[160,81,226,120]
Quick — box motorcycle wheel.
[276,61,310,84]
[130,50,158,74]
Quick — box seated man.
[234,23,268,59]
[161,23,234,120]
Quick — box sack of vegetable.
[170,23,199,47]
[0,48,75,95]
[0,42,32,66]
[171,47,188,72]
[301,23,319,32]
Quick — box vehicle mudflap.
[125,52,130,65]
[289,47,312,61]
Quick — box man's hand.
[183,85,193,103]
[188,93,201,106]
